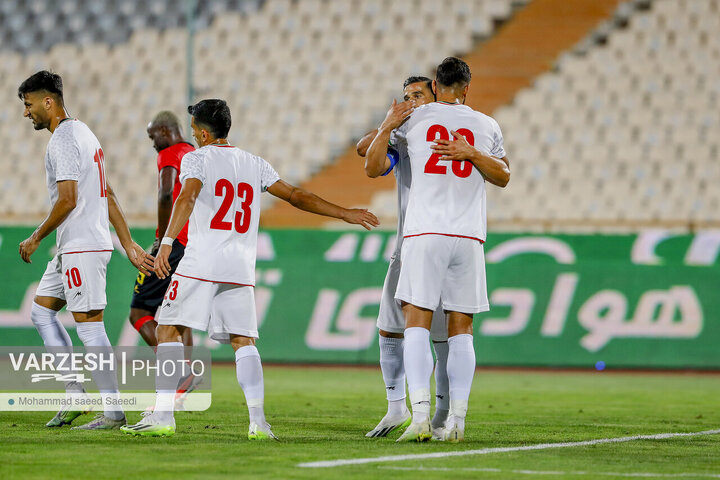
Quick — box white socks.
[379,335,407,416]
[31,303,84,394]
[235,345,266,426]
[31,302,72,348]
[75,321,124,421]
[447,334,475,423]
[403,327,433,423]
[154,341,184,423]
[432,341,450,428]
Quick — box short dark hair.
[435,57,471,88]
[187,99,231,139]
[403,76,432,91]
[18,70,64,101]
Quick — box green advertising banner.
[0,227,718,368]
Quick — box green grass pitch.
[2,366,720,479]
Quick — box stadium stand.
[349,0,719,232]
[0,0,716,232]
[263,0,626,227]
[0,0,520,224]
[489,0,720,230]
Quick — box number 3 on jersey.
[165,280,178,301]
[210,180,254,233]
[424,125,474,178]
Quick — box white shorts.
[156,274,258,343]
[378,254,448,341]
[396,235,489,314]
[36,252,111,312]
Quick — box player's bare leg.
[129,307,159,346]
[396,303,433,442]
[71,309,126,430]
[231,335,277,441]
[444,311,475,442]
[129,307,193,348]
[33,295,91,427]
[366,329,411,437]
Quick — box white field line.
[297,429,720,468]
[380,466,720,478]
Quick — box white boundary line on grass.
[297,428,720,468]
[380,466,720,478]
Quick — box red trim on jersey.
[62,249,114,254]
[209,144,236,148]
[403,233,485,243]
[133,315,155,332]
[175,273,254,287]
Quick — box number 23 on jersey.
[210,180,254,233]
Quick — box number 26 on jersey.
[424,125,474,178]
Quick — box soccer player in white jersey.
[121,99,379,439]
[17,71,153,429]
[367,57,510,442]
[357,76,452,440]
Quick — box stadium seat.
[7,0,713,230]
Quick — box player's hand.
[127,241,155,276]
[341,208,380,230]
[18,234,40,263]
[431,130,478,161]
[154,244,173,280]
[379,99,414,131]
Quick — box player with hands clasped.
[368,57,510,443]
[122,99,378,439]
[17,71,153,430]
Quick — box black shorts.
[130,240,185,314]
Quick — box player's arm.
[431,131,511,187]
[155,166,178,252]
[356,129,378,157]
[267,180,379,230]
[365,99,414,178]
[18,180,77,263]
[107,182,155,275]
[154,178,201,279]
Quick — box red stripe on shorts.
[174,273,254,287]
[62,249,114,254]
[403,233,485,243]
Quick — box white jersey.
[387,131,412,254]
[44,119,112,254]
[394,102,506,242]
[175,144,279,285]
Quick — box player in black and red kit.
[129,111,194,347]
